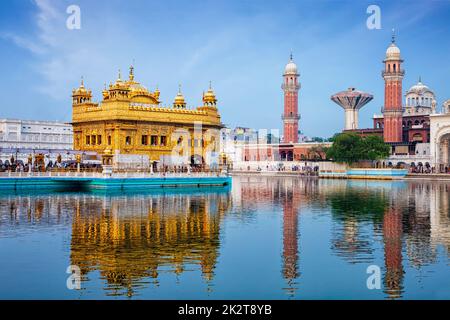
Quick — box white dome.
[407,79,433,95]
[386,43,401,60]
[284,55,298,75]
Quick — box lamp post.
[76,153,81,173]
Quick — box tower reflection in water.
[324,180,450,299]
[236,177,318,296]
[69,190,231,297]
[236,177,450,299]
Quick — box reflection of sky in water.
[0,177,449,299]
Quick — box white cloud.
[0,32,46,55]
[34,0,63,47]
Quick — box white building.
[220,127,262,164]
[0,119,73,162]
[430,99,450,171]
[404,78,437,116]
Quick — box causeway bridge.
[0,171,231,191]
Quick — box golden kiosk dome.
[72,77,93,104]
[73,77,89,95]
[203,82,217,106]
[173,85,187,108]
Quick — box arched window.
[412,133,423,142]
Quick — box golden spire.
[154,84,160,101]
[117,69,122,81]
[102,82,108,99]
[80,76,85,88]
[129,64,134,81]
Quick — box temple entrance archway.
[436,133,450,173]
[287,151,293,161]
[430,114,450,172]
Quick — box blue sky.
[0,0,449,138]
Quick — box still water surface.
[0,176,449,299]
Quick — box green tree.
[360,135,390,161]
[311,136,324,142]
[308,144,329,160]
[326,133,389,164]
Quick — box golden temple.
[71,66,223,163]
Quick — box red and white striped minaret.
[382,31,404,143]
[282,54,300,144]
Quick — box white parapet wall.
[113,153,150,170]
[232,160,348,172]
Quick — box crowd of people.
[0,157,102,173]
[409,165,449,174]
[242,164,320,174]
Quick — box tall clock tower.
[382,33,404,143]
[282,54,300,144]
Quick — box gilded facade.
[71,66,223,162]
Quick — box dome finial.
[129,62,134,81]
[391,28,396,43]
[178,83,182,94]
[209,80,212,90]
[290,51,293,61]
[118,69,122,81]
[419,75,422,83]
[80,76,84,87]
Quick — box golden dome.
[173,85,186,108]
[174,93,185,104]
[203,82,217,105]
[73,77,91,96]
[129,82,149,94]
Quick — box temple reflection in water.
[0,178,449,299]
[70,191,231,297]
